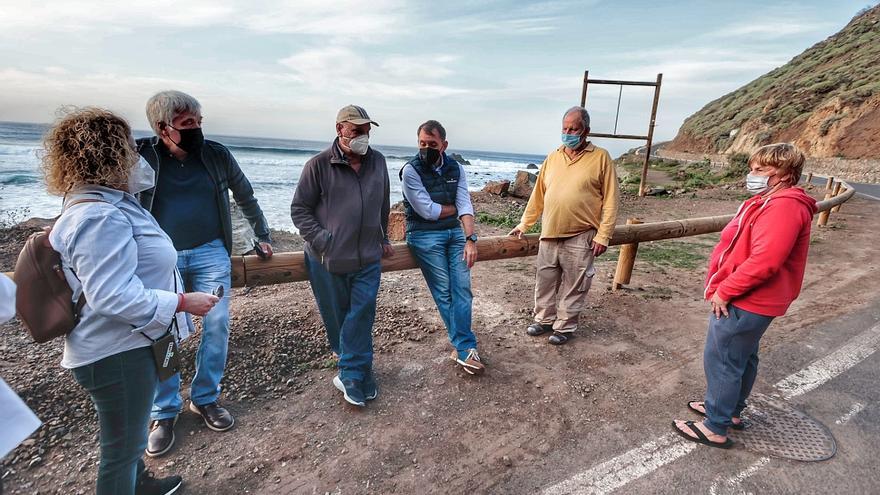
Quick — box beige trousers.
[533,229,597,333]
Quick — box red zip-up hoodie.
[704,187,818,317]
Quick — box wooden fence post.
[817,192,833,226]
[805,172,813,185]
[613,218,643,290]
[825,176,834,191]
[831,185,845,213]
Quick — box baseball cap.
[336,105,379,126]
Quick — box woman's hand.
[710,292,730,318]
[181,292,220,316]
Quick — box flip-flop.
[672,420,734,449]
[687,401,746,430]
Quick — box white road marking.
[541,433,695,495]
[708,457,771,495]
[835,402,866,425]
[775,323,880,399]
[540,322,880,495]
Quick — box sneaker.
[549,331,570,345]
[363,372,378,401]
[526,323,553,336]
[188,401,235,432]
[451,348,486,375]
[333,375,366,406]
[135,470,182,495]
[145,417,177,458]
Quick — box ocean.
[0,121,546,232]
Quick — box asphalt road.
[806,176,880,201]
[537,302,880,495]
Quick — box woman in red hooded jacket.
[672,143,818,448]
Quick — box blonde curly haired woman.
[43,107,218,495]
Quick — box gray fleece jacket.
[291,139,390,274]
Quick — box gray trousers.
[703,304,774,435]
[533,229,597,333]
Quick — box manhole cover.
[730,393,836,461]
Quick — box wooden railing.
[230,177,855,289]
[3,177,856,289]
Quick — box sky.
[0,0,875,156]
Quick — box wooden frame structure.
[580,70,662,197]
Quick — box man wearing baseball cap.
[291,105,393,407]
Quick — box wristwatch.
[466,233,478,243]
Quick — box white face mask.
[745,173,772,194]
[128,156,156,194]
[346,134,370,155]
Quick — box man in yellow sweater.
[509,107,619,344]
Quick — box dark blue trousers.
[305,254,381,381]
[72,346,157,495]
[703,304,774,435]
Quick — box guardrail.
[230,177,855,289]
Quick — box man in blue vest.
[400,120,484,375]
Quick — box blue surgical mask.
[561,133,582,149]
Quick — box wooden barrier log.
[613,218,643,290]
[231,233,541,287]
[825,176,834,191]
[4,180,859,287]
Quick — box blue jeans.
[305,254,381,381]
[72,347,156,495]
[152,238,231,420]
[406,228,477,353]
[703,304,774,435]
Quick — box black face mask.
[419,147,442,166]
[168,126,205,154]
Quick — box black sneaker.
[332,375,365,406]
[363,372,378,401]
[146,417,177,458]
[135,469,182,495]
[526,323,553,336]
[189,401,235,432]
[549,331,571,345]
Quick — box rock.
[387,211,406,241]
[510,171,538,199]
[526,163,538,170]
[502,455,512,467]
[449,153,470,165]
[482,180,510,196]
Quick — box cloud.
[278,47,468,100]
[0,1,235,34]
[712,20,835,39]
[0,0,407,41]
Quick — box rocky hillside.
[667,5,880,159]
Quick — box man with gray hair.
[509,106,619,345]
[137,90,273,457]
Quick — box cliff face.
[668,5,880,159]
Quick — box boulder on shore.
[482,180,510,196]
[509,171,538,199]
[450,153,471,165]
[526,163,538,170]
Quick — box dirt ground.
[1,184,876,494]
